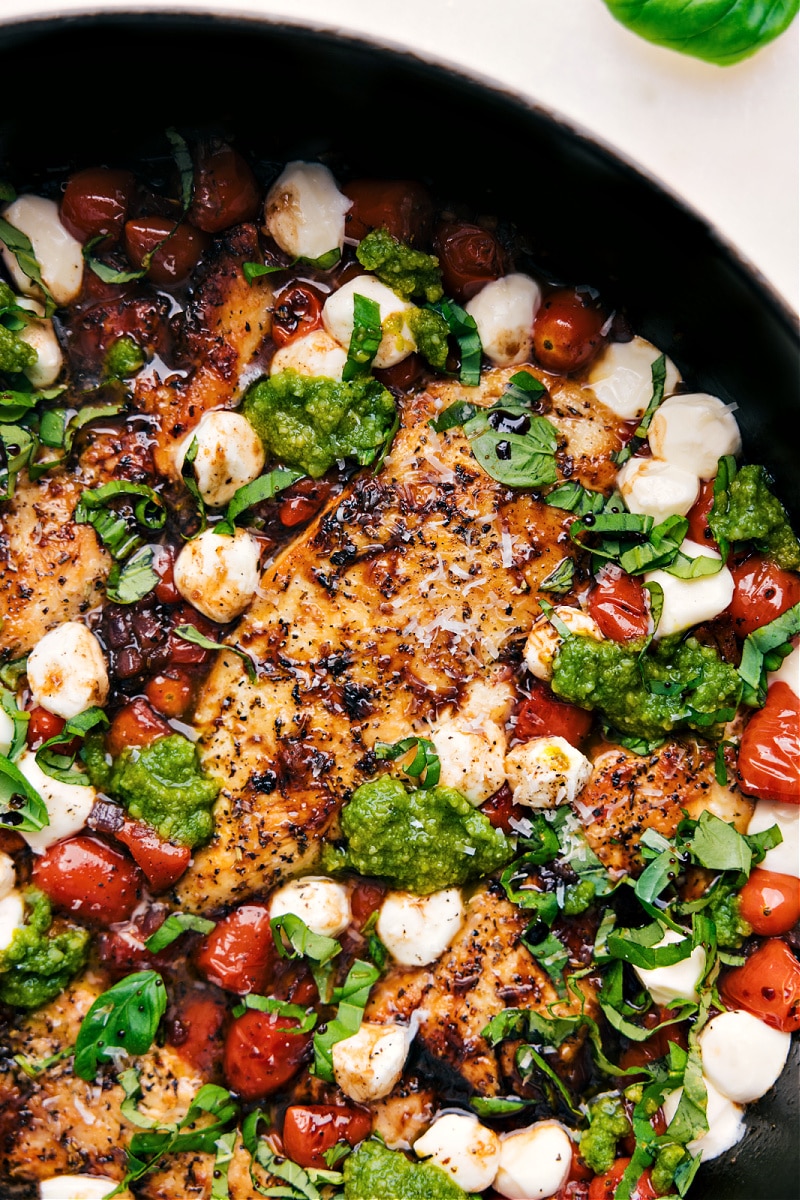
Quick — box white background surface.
[0,0,797,312]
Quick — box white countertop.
[1,0,797,312]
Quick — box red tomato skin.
[433,221,506,301]
[720,937,800,1032]
[277,477,333,529]
[481,784,529,835]
[617,1006,688,1075]
[344,179,433,245]
[686,479,718,548]
[25,707,66,749]
[588,568,650,641]
[223,1009,310,1101]
[106,698,172,759]
[739,869,800,936]
[113,818,192,892]
[123,217,210,285]
[737,681,800,802]
[166,605,219,664]
[533,288,607,374]
[60,167,135,246]
[515,679,593,748]
[32,836,144,926]
[189,144,260,233]
[282,1104,373,1169]
[194,903,277,994]
[168,994,228,1075]
[152,544,181,604]
[588,1160,658,1200]
[145,670,195,719]
[350,879,386,930]
[727,555,800,638]
[271,283,325,348]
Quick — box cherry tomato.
[123,217,210,286]
[145,670,194,719]
[25,707,66,749]
[168,994,228,1075]
[113,818,192,892]
[617,1006,688,1074]
[106,699,172,759]
[344,179,433,245]
[737,681,800,802]
[271,284,325,348]
[727,555,800,638]
[350,879,386,930]
[60,167,135,246]
[567,1144,595,1184]
[533,287,607,374]
[32,836,144,925]
[433,221,506,302]
[153,545,180,604]
[588,1160,658,1200]
[278,477,332,528]
[515,679,593,748]
[739,869,800,936]
[481,784,529,835]
[167,606,219,664]
[686,479,718,548]
[588,567,650,641]
[223,1008,310,1101]
[283,1104,373,1169]
[720,937,800,1032]
[188,144,260,233]
[195,903,278,994]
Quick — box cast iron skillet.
[0,12,797,1200]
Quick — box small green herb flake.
[374,735,441,788]
[428,298,482,386]
[343,293,383,381]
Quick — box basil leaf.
[173,624,257,683]
[216,466,304,535]
[0,424,37,499]
[607,920,693,969]
[82,242,149,285]
[74,970,167,1081]
[613,353,666,465]
[546,480,608,516]
[635,844,683,905]
[242,260,291,282]
[123,1084,238,1188]
[539,556,575,595]
[313,958,380,1082]
[0,753,49,832]
[523,929,569,990]
[210,1129,237,1200]
[0,216,56,315]
[738,601,800,706]
[270,912,342,1004]
[467,414,558,489]
[106,545,160,605]
[517,1041,581,1116]
[686,810,752,874]
[602,0,800,66]
[374,735,441,789]
[144,912,216,953]
[166,127,194,211]
[427,297,482,386]
[343,292,382,381]
[470,1095,531,1117]
[0,384,66,423]
[119,1067,159,1129]
[232,993,318,1033]
[665,1044,709,1143]
[746,823,783,863]
[505,370,548,406]
[1,687,29,761]
[664,550,724,580]
[429,398,481,433]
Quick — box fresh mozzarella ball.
[0,706,14,758]
[494,1121,573,1200]
[323,275,416,369]
[16,751,96,855]
[465,274,541,367]
[0,889,25,952]
[264,162,351,262]
[173,527,261,623]
[174,410,266,507]
[699,1009,791,1103]
[645,539,734,639]
[648,393,741,480]
[633,928,706,1007]
[662,1080,744,1162]
[524,606,603,682]
[39,1177,132,1200]
[617,457,700,525]
[504,736,592,809]
[768,640,800,699]
[270,329,347,380]
[414,1112,501,1192]
[432,719,507,806]
[14,296,64,387]
[269,876,351,938]
[1,195,83,306]
[747,800,799,878]
[332,1022,410,1102]
[0,851,16,900]
[587,336,681,419]
[376,889,465,967]
[27,622,109,719]
[458,678,516,727]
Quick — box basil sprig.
[144,911,216,953]
[343,293,382,381]
[174,623,257,682]
[374,735,441,789]
[613,353,667,466]
[35,706,108,786]
[312,957,381,1081]
[0,753,49,832]
[74,970,167,1081]
[427,297,482,386]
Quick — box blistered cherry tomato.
[686,479,717,548]
[113,818,192,892]
[344,179,433,245]
[145,670,194,719]
[271,284,325,348]
[283,1104,373,1169]
[167,606,219,664]
[25,707,66,749]
[223,1008,310,1101]
[433,221,506,302]
[720,937,800,1032]
[189,144,260,233]
[515,679,593,748]
[588,567,650,641]
[168,993,228,1074]
[350,879,386,930]
[739,869,800,936]
[32,836,144,925]
[153,545,180,604]
[481,784,528,835]
[106,699,172,759]
[60,167,135,246]
[278,477,332,528]
[533,287,607,374]
[195,903,277,994]
[123,217,210,286]
[737,681,800,802]
[588,1160,658,1200]
[727,555,800,638]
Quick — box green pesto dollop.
[0,889,89,1009]
[321,776,512,894]
[356,228,443,304]
[104,335,145,380]
[343,1139,469,1200]
[652,1143,688,1195]
[0,282,36,376]
[709,463,800,570]
[709,886,752,948]
[551,633,742,744]
[579,1094,631,1175]
[408,307,450,371]
[242,370,396,478]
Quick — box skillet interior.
[0,13,797,1199]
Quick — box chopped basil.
[0,215,56,315]
[429,398,482,433]
[1,687,29,761]
[232,993,318,1033]
[0,753,49,832]
[738,600,800,706]
[470,1095,531,1117]
[74,970,167,1081]
[143,912,216,953]
[180,434,207,533]
[539,557,575,594]
[374,735,441,789]
[613,354,666,465]
[74,481,166,561]
[270,912,342,1003]
[173,623,257,682]
[215,465,304,535]
[210,1129,237,1200]
[35,706,108,786]
[522,929,569,989]
[166,126,194,211]
[121,1084,238,1192]
[0,424,37,499]
[243,1110,337,1200]
[106,545,160,605]
[685,810,752,874]
[427,297,482,386]
[343,292,382,381]
[119,1067,159,1129]
[242,260,290,282]
[13,1046,72,1078]
[312,957,380,1082]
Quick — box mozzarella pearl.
[587,336,681,420]
[645,538,734,639]
[14,296,64,387]
[633,928,706,1007]
[0,889,25,952]
[264,161,351,262]
[1,195,83,306]
[323,275,415,369]
[747,800,800,878]
[0,707,14,758]
[269,876,351,938]
[270,329,347,380]
[16,751,96,855]
[617,456,700,525]
[174,410,266,507]
[39,1177,132,1200]
[505,736,592,809]
[768,640,799,699]
[173,527,261,623]
[465,273,541,366]
[376,889,465,967]
[699,1009,791,1103]
[494,1121,573,1200]
[0,851,16,900]
[662,1080,744,1162]
[27,622,109,719]
[432,719,507,806]
[332,1022,410,1102]
[524,606,603,682]
[648,393,741,480]
[414,1112,501,1192]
